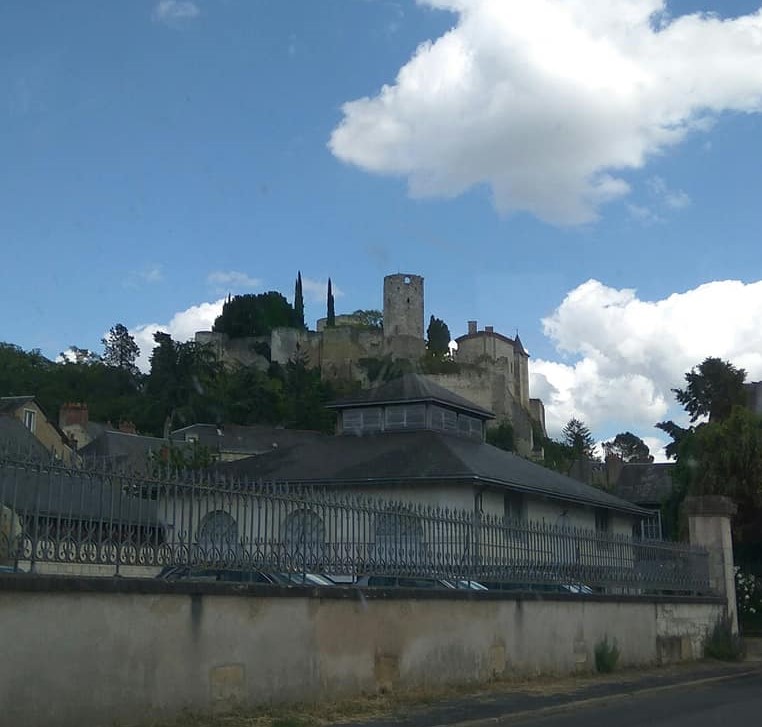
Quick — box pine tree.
[101,324,140,377]
[562,417,596,459]
[327,278,336,327]
[294,271,305,328]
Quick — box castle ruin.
[195,273,545,454]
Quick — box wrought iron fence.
[0,453,711,595]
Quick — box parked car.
[271,572,335,587]
[482,580,593,594]
[156,566,335,586]
[156,566,277,584]
[354,575,487,590]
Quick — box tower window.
[404,276,411,284]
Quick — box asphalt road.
[510,670,762,727]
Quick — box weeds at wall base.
[704,615,745,661]
[594,636,620,673]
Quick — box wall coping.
[0,574,724,606]
[683,495,738,518]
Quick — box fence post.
[683,496,738,633]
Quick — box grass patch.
[704,615,745,661]
[594,636,620,674]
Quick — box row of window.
[341,404,483,439]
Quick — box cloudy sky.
[3,1,762,458]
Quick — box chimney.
[605,453,624,489]
[117,420,137,435]
[467,320,477,335]
[485,326,494,333]
[59,402,88,430]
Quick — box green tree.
[673,357,747,423]
[60,346,101,365]
[101,324,140,377]
[539,437,576,475]
[603,432,653,463]
[487,420,514,452]
[145,332,224,433]
[294,271,305,329]
[326,278,335,327]
[352,309,383,330]
[562,417,596,459]
[426,315,451,357]
[657,358,761,545]
[213,292,299,339]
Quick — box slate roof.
[169,423,325,454]
[0,416,50,459]
[79,430,172,470]
[0,396,34,414]
[611,463,676,506]
[327,373,495,419]
[218,429,648,516]
[0,462,160,525]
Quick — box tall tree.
[101,324,140,377]
[562,417,596,459]
[603,432,653,463]
[326,278,335,327]
[293,271,305,329]
[59,346,101,365]
[486,420,514,452]
[352,309,383,330]
[426,315,451,357]
[213,292,297,339]
[673,357,747,423]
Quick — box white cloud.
[124,265,164,288]
[626,203,661,225]
[531,279,762,444]
[152,0,200,25]
[131,299,225,373]
[301,277,344,303]
[206,271,262,294]
[647,176,691,210]
[330,1,762,224]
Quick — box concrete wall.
[0,576,724,727]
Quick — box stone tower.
[383,274,424,339]
[382,273,425,360]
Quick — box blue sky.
[3,1,762,454]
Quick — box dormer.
[326,373,495,441]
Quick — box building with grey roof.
[217,374,649,537]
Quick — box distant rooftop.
[327,373,495,419]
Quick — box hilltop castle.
[196,273,545,454]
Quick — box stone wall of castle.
[426,368,536,455]
[194,273,543,450]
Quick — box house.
[611,462,676,539]
[169,423,324,462]
[0,396,76,464]
[214,374,649,537]
[0,457,163,573]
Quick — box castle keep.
[196,273,545,454]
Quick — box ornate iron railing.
[0,454,711,594]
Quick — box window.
[457,413,483,439]
[504,492,526,523]
[283,509,325,551]
[430,405,457,432]
[595,509,610,534]
[198,511,238,551]
[342,407,382,434]
[23,409,36,433]
[385,404,425,430]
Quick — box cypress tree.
[327,278,336,327]
[294,271,305,328]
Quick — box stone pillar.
[683,496,738,633]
